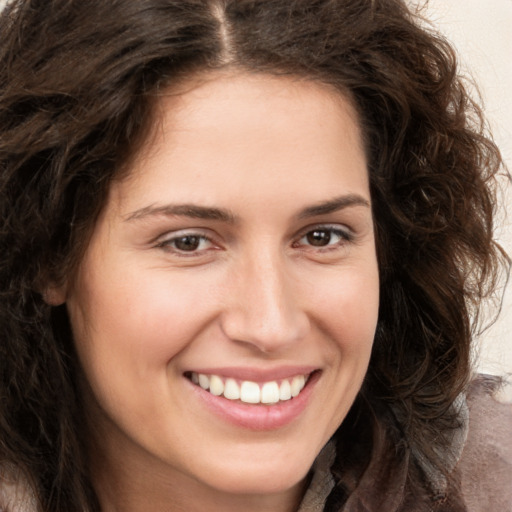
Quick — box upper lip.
[185,365,319,382]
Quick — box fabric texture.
[296,376,512,512]
[1,377,511,512]
[458,377,512,511]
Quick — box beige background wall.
[1,0,511,376]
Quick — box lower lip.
[186,371,320,431]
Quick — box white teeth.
[189,372,310,404]
[261,382,280,404]
[223,378,240,400]
[209,375,224,396]
[279,380,292,401]
[198,374,210,390]
[240,381,261,404]
[291,375,305,397]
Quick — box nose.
[220,251,310,353]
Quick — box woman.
[0,0,510,511]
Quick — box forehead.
[110,71,369,214]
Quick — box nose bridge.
[221,246,308,352]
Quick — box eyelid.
[293,223,354,248]
[152,224,354,256]
[155,228,220,254]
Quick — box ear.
[42,283,67,306]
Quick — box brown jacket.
[299,377,512,511]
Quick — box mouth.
[185,371,313,405]
[184,369,321,430]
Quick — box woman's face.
[62,73,379,502]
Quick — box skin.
[53,72,380,512]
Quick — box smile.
[188,372,310,404]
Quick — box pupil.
[307,230,330,246]
[175,236,200,251]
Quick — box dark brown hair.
[0,0,506,510]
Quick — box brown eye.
[173,235,202,251]
[156,231,217,258]
[297,226,352,249]
[306,230,332,247]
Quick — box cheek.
[66,267,223,435]
[67,264,219,390]
[307,264,379,355]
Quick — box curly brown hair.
[0,0,507,510]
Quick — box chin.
[208,474,307,497]
[195,453,312,496]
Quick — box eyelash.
[155,225,353,257]
[294,225,353,251]
[156,232,215,255]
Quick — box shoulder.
[458,375,512,512]
[0,463,38,512]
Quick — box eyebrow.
[124,194,370,223]
[124,203,237,223]
[297,194,370,219]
